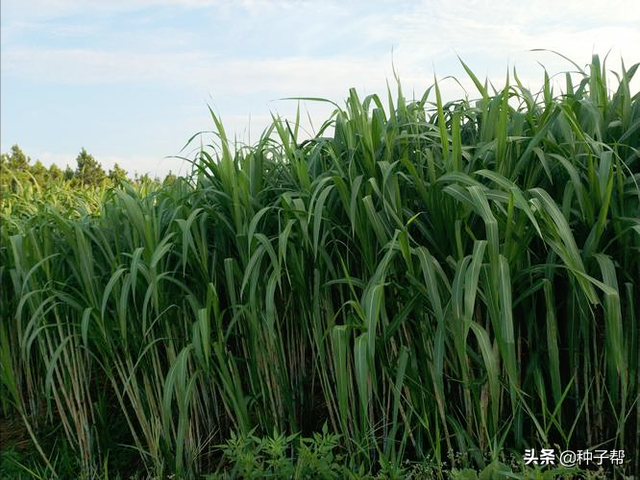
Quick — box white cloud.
[370,0,640,59]
[3,48,216,85]
[1,0,319,22]
[2,47,396,97]
[5,0,638,92]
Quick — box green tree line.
[1,145,123,188]
[0,144,174,192]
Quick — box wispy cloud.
[2,47,400,98]
[368,0,640,64]
[6,0,637,87]
[2,0,320,22]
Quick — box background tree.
[75,148,106,186]
[30,160,48,186]
[63,165,75,181]
[1,145,30,171]
[108,163,128,183]
[1,145,32,195]
[49,164,63,182]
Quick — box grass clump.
[0,53,638,479]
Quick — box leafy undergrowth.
[206,427,617,480]
[0,429,619,480]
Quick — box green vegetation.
[1,54,638,479]
[1,145,123,191]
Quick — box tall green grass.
[1,54,638,478]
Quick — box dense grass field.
[1,55,639,479]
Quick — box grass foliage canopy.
[1,54,639,479]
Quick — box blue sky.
[2,0,639,178]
